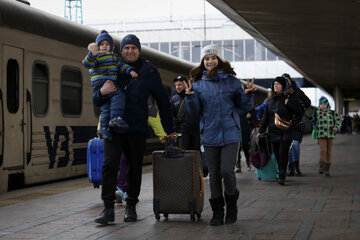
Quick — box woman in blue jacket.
[184,44,256,226]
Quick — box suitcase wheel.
[155,212,160,221]
[93,184,100,188]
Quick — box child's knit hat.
[96,30,113,51]
[201,44,223,61]
[319,96,331,109]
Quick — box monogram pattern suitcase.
[87,138,104,188]
[152,149,204,221]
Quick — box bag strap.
[177,98,185,118]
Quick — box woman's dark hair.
[189,56,236,82]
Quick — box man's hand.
[130,70,138,78]
[88,42,99,56]
[245,77,257,94]
[100,80,117,96]
[183,79,194,95]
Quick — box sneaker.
[109,116,129,129]
[98,127,112,141]
[115,198,123,205]
[235,163,241,173]
[116,187,128,200]
[246,166,251,172]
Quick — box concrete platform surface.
[0,134,359,240]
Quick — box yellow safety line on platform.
[0,182,92,207]
[0,168,153,207]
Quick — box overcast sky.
[29,0,223,22]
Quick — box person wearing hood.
[258,76,303,185]
[184,44,256,226]
[282,73,311,176]
[307,96,341,176]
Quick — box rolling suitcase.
[87,137,104,188]
[152,142,204,221]
[256,153,279,181]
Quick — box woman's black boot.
[224,189,239,224]
[209,197,225,226]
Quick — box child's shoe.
[115,187,128,200]
[99,127,112,141]
[109,116,129,129]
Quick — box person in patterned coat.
[307,96,341,176]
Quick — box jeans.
[288,140,300,163]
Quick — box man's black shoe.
[95,207,114,225]
[124,205,137,222]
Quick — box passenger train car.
[0,0,269,193]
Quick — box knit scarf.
[201,69,228,81]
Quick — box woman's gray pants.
[204,142,239,199]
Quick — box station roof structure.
[208,0,360,99]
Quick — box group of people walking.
[83,30,341,227]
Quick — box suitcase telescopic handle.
[163,133,183,152]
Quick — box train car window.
[33,62,49,115]
[60,66,82,116]
[7,59,19,114]
[191,41,200,63]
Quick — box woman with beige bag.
[258,77,303,185]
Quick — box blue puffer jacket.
[185,72,254,146]
[93,57,174,135]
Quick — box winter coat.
[291,83,311,142]
[93,57,174,134]
[185,71,254,146]
[307,108,341,139]
[258,88,303,142]
[170,89,200,134]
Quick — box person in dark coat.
[258,76,303,185]
[170,76,207,175]
[92,34,174,225]
[170,75,201,150]
[282,73,311,176]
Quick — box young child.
[83,30,138,140]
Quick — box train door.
[1,45,24,170]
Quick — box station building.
[86,15,335,109]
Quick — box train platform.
[0,134,359,240]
